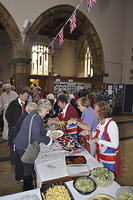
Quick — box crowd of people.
[0,81,121,191]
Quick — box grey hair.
[25,102,37,113]
[37,99,51,113]
[5,83,12,88]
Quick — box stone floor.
[0,115,133,197]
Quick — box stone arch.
[25,4,104,80]
[0,3,22,57]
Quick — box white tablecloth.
[34,140,121,199]
[0,189,42,200]
[66,180,120,199]
[34,141,103,188]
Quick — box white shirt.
[62,103,69,118]
[93,118,119,149]
[0,91,18,111]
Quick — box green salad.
[52,131,61,136]
[118,192,133,200]
[91,167,114,182]
[90,194,114,200]
[74,177,95,193]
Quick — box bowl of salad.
[89,194,115,200]
[73,176,96,195]
[91,167,115,187]
[116,186,133,200]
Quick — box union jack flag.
[58,29,64,46]
[88,0,96,12]
[51,42,54,55]
[70,11,76,34]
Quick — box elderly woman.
[48,94,79,141]
[9,102,38,181]
[13,99,57,191]
[68,97,98,156]
[84,101,121,178]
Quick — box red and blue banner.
[59,29,64,46]
[88,0,96,12]
[70,11,76,34]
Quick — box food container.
[73,176,96,195]
[91,167,115,187]
[116,186,133,200]
[65,156,87,165]
[41,182,74,200]
[89,194,115,200]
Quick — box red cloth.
[58,104,79,121]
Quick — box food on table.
[66,142,75,149]
[65,156,86,164]
[118,192,133,200]
[42,185,71,200]
[59,121,65,126]
[51,130,63,138]
[89,194,115,200]
[73,176,96,194]
[52,131,61,136]
[91,167,115,185]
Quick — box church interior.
[0,0,133,199]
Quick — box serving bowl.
[73,176,96,195]
[116,186,133,200]
[91,167,115,187]
[89,194,115,200]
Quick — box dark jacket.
[13,111,51,150]
[5,98,27,128]
[8,111,28,146]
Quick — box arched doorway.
[0,3,24,84]
[25,4,104,86]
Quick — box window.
[31,45,49,75]
[84,47,93,77]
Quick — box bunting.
[47,0,97,54]
[70,11,76,34]
[88,0,96,12]
[58,29,64,46]
[51,42,54,55]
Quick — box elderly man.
[0,83,18,140]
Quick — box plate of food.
[91,167,115,187]
[48,123,60,130]
[41,182,74,200]
[65,156,87,165]
[51,130,64,138]
[116,186,133,200]
[73,176,96,195]
[89,194,115,200]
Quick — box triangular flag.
[88,0,96,12]
[70,11,76,34]
[58,29,64,46]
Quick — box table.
[66,180,120,199]
[34,139,111,188]
[0,188,42,200]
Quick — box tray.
[73,176,96,195]
[65,156,87,165]
[41,181,75,200]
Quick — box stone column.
[11,58,31,91]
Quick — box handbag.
[21,114,40,164]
